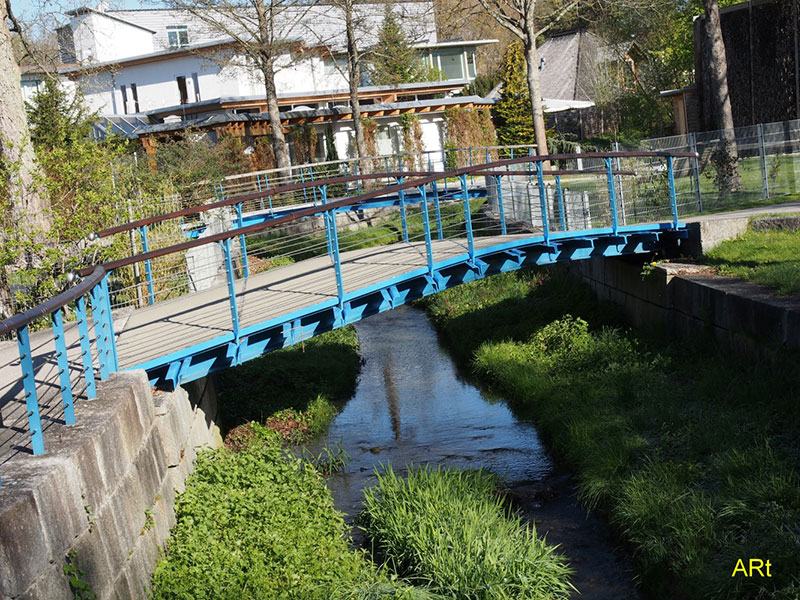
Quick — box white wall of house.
[70,11,154,63]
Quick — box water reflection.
[313,305,552,517]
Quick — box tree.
[165,0,310,171]
[476,0,568,157]
[1,0,50,234]
[701,0,741,193]
[493,42,534,148]
[340,0,368,160]
[370,8,435,86]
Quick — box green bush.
[361,465,574,600]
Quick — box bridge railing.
[0,150,694,485]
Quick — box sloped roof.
[537,30,614,102]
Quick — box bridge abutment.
[0,372,222,599]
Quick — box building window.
[191,73,201,102]
[167,26,189,49]
[120,84,128,114]
[466,51,476,79]
[176,76,188,104]
[130,83,140,112]
[437,49,465,81]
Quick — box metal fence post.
[459,174,475,260]
[418,185,435,274]
[138,226,154,305]
[256,174,265,211]
[605,158,619,235]
[74,295,97,399]
[495,176,507,235]
[234,202,249,278]
[51,308,76,425]
[667,155,679,228]
[17,325,45,455]
[327,208,345,305]
[535,162,550,244]
[688,132,703,211]
[220,238,240,342]
[758,123,769,199]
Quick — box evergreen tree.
[370,10,436,85]
[493,42,534,148]
[26,78,94,150]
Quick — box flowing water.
[313,304,552,517]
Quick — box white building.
[46,2,497,162]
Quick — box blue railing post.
[494,176,507,235]
[326,208,345,305]
[17,325,45,455]
[220,238,240,341]
[51,308,76,425]
[321,185,334,259]
[138,226,154,305]
[605,157,619,235]
[418,185,435,275]
[264,173,274,216]
[431,180,443,240]
[667,155,679,229]
[555,175,566,231]
[90,282,111,380]
[535,162,550,244]
[397,177,409,243]
[459,174,475,260]
[74,295,97,399]
[256,174,265,210]
[300,168,308,204]
[234,202,249,279]
[99,275,119,372]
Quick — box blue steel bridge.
[0,150,697,480]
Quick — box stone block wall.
[0,372,222,600]
[567,257,800,359]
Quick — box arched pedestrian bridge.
[0,150,696,478]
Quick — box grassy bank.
[419,270,800,599]
[361,465,573,600]
[704,227,800,295]
[216,327,362,440]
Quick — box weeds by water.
[422,269,800,599]
[360,464,574,600]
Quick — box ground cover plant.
[419,269,800,600]
[151,426,436,600]
[704,226,800,295]
[360,465,573,600]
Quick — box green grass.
[421,269,800,600]
[704,228,800,295]
[216,327,362,436]
[360,465,574,600]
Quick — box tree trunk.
[523,33,550,166]
[262,61,290,171]
[345,1,368,163]
[703,0,742,193]
[0,1,50,235]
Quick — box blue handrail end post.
[397,177,409,243]
[459,174,475,260]
[418,185,435,274]
[555,175,566,231]
[138,226,154,306]
[220,238,240,341]
[51,308,76,425]
[495,176,507,235]
[99,275,119,372]
[605,158,619,235]
[89,282,111,380]
[234,202,249,279]
[535,162,550,244]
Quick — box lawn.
[704,226,800,295]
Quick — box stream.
[313,305,643,599]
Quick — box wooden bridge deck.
[116,235,528,369]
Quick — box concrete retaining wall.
[0,372,222,600]
[568,257,800,359]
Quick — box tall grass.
[423,269,800,599]
[360,465,574,600]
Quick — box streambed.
[312,305,642,599]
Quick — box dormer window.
[167,26,189,49]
